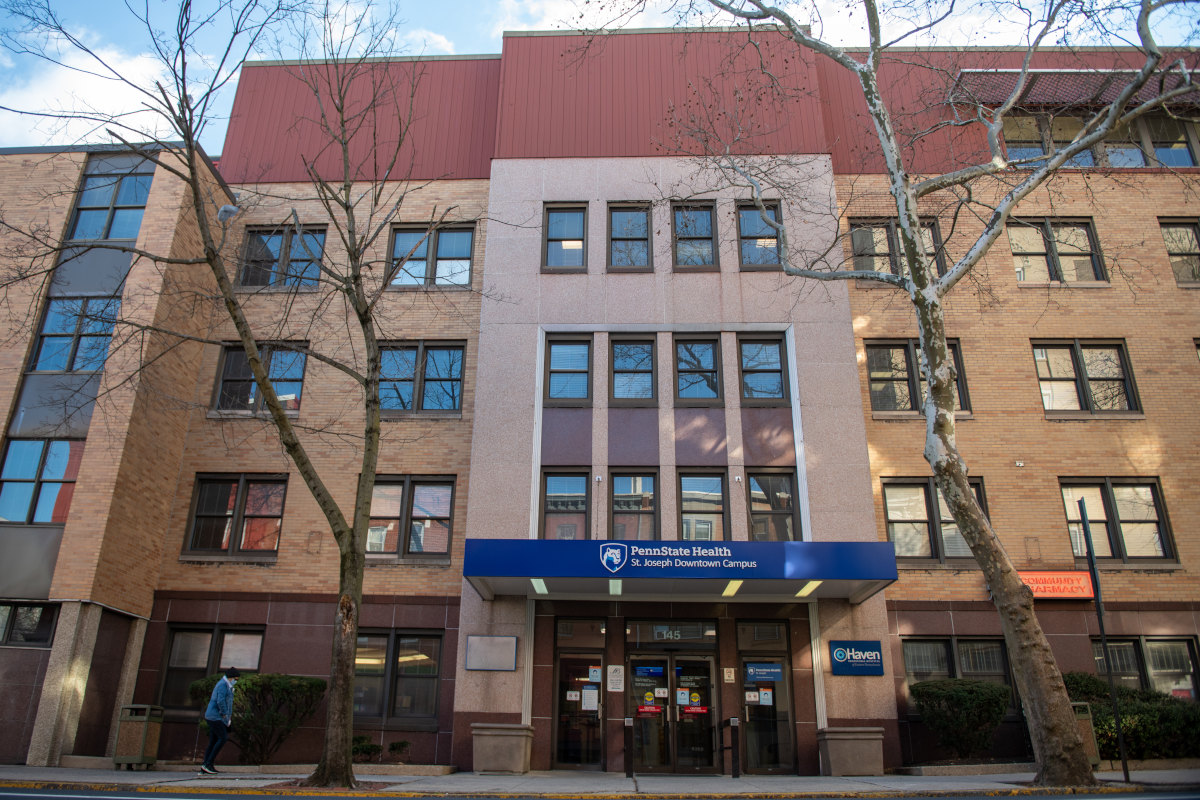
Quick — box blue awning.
[463,539,897,604]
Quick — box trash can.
[113,705,163,770]
[1072,702,1101,767]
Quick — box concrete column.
[104,617,148,758]
[26,601,102,765]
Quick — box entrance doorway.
[627,654,718,773]
[554,654,604,768]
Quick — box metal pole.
[1078,498,1130,783]
[729,716,740,778]
[624,717,634,778]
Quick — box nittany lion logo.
[600,542,629,574]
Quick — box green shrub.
[388,740,411,760]
[909,679,1011,759]
[352,735,383,762]
[1063,671,1173,704]
[190,673,326,764]
[1089,698,1200,760]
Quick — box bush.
[352,735,383,763]
[1062,671,1200,760]
[190,673,326,764]
[1063,671,1172,704]
[909,679,1011,759]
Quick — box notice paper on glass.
[760,688,774,706]
[581,686,599,711]
[566,690,580,702]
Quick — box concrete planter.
[470,723,534,774]
[817,727,884,776]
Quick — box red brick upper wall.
[219,57,500,182]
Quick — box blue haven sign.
[830,640,884,675]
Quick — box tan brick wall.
[839,171,1200,606]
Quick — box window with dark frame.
[1061,479,1171,561]
[902,638,1013,705]
[739,337,787,402]
[675,336,722,402]
[545,337,592,404]
[673,204,717,268]
[186,475,287,555]
[1007,220,1105,282]
[865,339,968,413]
[241,227,326,288]
[368,476,454,556]
[68,157,154,241]
[746,472,798,541]
[542,472,590,540]
[544,206,587,270]
[609,205,651,270]
[354,630,442,722]
[0,603,57,647]
[0,439,83,524]
[611,472,657,540]
[679,473,726,541]
[30,297,121,372]
[611,338,655,403]
[1092,638,1198,701]
[883,478,985,561]
[738,203,781,267]
[216,345,306,413]
[160,627,263,708]
[1002,112,1198,168]
[1160,221,1200,284]
[1032,341,1137,413]
[380,342,464,413]
[390,226,474,287]
[849,219,944,277]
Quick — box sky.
[0,0,1196,156]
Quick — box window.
[673,204,717,268]
[883,478,985,561]
[1160,221,1200,284]
[186,475,287,555]
[68,156,154,240]
[1008,220,1104,282]
[216,345,306,412]
[1093,639,1198,701]
[865,339,969,413]
[739,337,787,402]
[391,226,474,286]
[381,342,464,413]
[241,227,326,288]
[354,630,442,723]
[0,439,83,524]
[30,297,120,372]
[1032,341,1137,413]
[1002,112,1198,169]
[161,627,262,708]
[679,473,726,541]
[610,337,655,403]
[611,472,657,540]
[1061,479,1171,560]
[544,206,587,270]
[541,472,590,540]
[849,219,945,277]
[738,203,781,268]
[746,471,798,541]
[545,337,591,404]
[903,638,1011,694]
[608,205,651,270]
[0,603,57,647]
[368,477,454,556]
[675,336,722,403]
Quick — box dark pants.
[203,718,229,767]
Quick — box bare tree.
[601,0,1197,786]
[0,0,478,787]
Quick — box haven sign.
[830,640,884,676]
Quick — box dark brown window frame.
[607,203,653,272]
[544,335,593,407]
[609,469,659,541]
[1061,477,1174,562]
[1159,218,1200,285]
[183,473,288,559]
[738,334,789,406]
[0,603,57,647]
[213,343,307,415]
[673,334,723,407]
[540,469,592,541]
[368,475,456,559]
[745,468,800,542]
[379,340,466,416]
[737,202,782,270]
[1091,637,1199,701]
[672,203,719,271]
[239,225,327,289]
[1008,218,1106,283]
[159,625,264,712]
[882,476,987,563]
[677,469,729,542]
[849,218,947,277]
[900,637,1017,713]
[1002,112,1200,169]
[388,224,476,288]
[610,335,656,407]
[864,338,970,414]
[1031,339,1140,415]
[543,204,588,273]
[352,628,444,729]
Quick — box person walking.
[200,667,240,774]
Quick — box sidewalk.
[1,764,1199,797]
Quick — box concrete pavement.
[1,763,1199,796]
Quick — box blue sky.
[1,0,1195,156]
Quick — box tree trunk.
[304,548,364,787]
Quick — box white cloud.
[401,28,457,55]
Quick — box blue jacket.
[205,677,235,724]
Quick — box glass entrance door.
[555,655,604,768]
[628,655,718,773]
[741,657,793,772]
